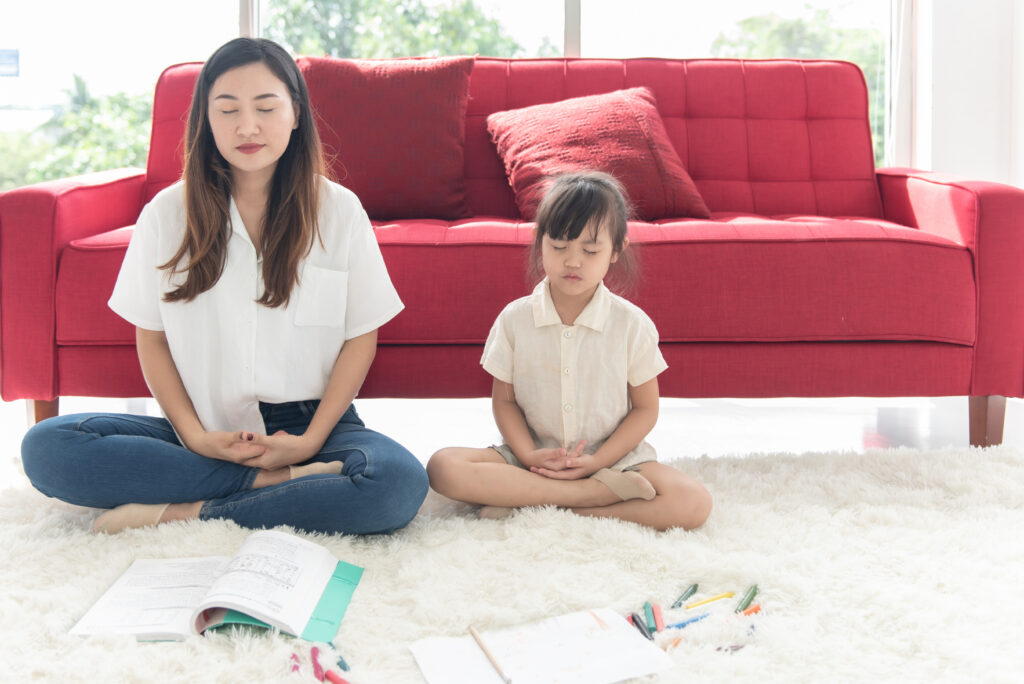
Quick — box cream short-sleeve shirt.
[481,279,668,470]
[108,178,403,434]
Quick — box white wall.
[911,0,1022,186]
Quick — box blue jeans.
[21,401,428,535]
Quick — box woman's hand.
[189,430,268,463]
[240,430,320,471]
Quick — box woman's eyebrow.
[212,93,282,101]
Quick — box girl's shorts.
[488,444,653,471]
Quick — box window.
[0,0,239,191]
[259,0,561,58]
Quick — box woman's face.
[207,61,298,186]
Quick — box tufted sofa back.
[144,57,882,218]
[462,58,882,218]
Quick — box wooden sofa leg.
[969,395,1006,447]
[29,398,59,425]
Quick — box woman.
[21,38,428,535]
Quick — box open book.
[70,529,362,642]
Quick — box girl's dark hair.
[529,170,638,292]
[162,37,326,307]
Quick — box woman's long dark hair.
[162,37,326,307]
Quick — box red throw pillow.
[486,87,709,221]
[298,56,474,220]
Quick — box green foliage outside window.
[0,77,152,192]
[264,0,534,58]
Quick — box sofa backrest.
[145,62,202,205]
[465,58,882,218]
[144,57,882,218]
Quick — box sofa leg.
[968,395,1005,447]
[29,398,59,425]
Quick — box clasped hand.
[191,430,317,471]
[524,441,594,479]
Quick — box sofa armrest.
[0,168,146,401]
[877,167,1024,396]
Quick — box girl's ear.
[611,237,629,263]
[293,102,300,130]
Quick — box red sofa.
[2,57,1023,445]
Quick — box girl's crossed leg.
[426,447,711,531]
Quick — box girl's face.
[208,61,298,186]
[541,220,622,301]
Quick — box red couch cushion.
[56,217,976,350]
[485,87,709,221]
[298,55,475,220]
[368,216,975,346]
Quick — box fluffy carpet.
[1,446,1022,683]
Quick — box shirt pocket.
[294,265,348,328]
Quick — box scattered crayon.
[734,585,759,613]
[686,592,734,610]
[671,583,698,609]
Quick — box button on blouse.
[480,279,668,470]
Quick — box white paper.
[70,557,228,640]
[195,529,337,635]
[410,608,673,684]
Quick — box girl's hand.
[528,441,592,479]
[241,430,320,471]
[190,430,268,463]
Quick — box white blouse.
[109,178,403,434]
[481,279,668,469]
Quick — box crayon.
[734,585,758,613]
[671,583,698,609]
[686,592,734,610]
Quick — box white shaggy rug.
[2,446,1023,683]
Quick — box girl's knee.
[658,476,712,531]
[425,448,465,496]
[674,479,712,530]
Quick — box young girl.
[21,38,428,535]
[427,171,711,531]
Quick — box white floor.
[3,395,1023,489]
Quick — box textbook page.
[70,557,228,640]
[410,608,673,684]
[193,529,337,636]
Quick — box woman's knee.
[20,417,67,491]
[369,447,429,525]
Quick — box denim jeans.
[21,401,428,535]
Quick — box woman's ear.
[293,102,300,130]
